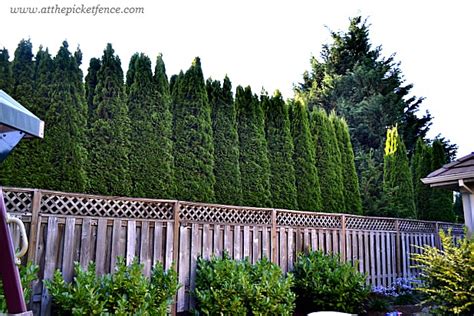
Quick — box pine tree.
[207,76,242,205]
[428,140,455,222]
[235,86,272,208]
[173,57,215,203]
[383,126,416,218]
[88,44,131,195]
[310,108,345,212]
[331,113,362,214]
[289,98,322,211]
[85,57,101,126]
[0,48,13,93]
[264,91,297,210]
[411,138,432,220]
[43,42,88,192]
[126,53,175,198]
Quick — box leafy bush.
[292,250,370,314]
[194,254,295,315]
[371,277,421,306]
[0,262,38,312]
[46,257,179,315]
[412,230,474,315]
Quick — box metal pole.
[0,187,27,313]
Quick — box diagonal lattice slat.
[3,190,32,214]
[438,223,464,235]
[40,194,174,220]
[346,216,396,231]
[277,211,341,228]
[180,203,272,225]
[399,220,436,233]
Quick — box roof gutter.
[421,171,474,185]
[459,179,474,194]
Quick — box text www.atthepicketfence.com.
[10,4,144,16]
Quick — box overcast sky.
[1,0,472,158]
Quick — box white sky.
[1,0,472,157]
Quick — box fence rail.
[3,186,464,314]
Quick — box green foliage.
[87,44,132,196]
[85,57,101,126]
[236,86,272,208]
[331,113,362,214]
[0,48,13,93]
[207,76,242,205]
[310,108,345,212]
[383,126,416,218]
[194,254,295,315]
[264,91,297,210]
[46,258,179,315]
[0,262,38,312]
[292,250,370,314]
[173,57,215,203]
[412,230,474,315]
[412,138,433,220]
[289,98,322,211]
[126,53,175,199]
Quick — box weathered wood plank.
[370,231,376,285]
[234,225,241,260]
[287,228,294,271]
[375,232,381,286]
[262,227,269,259]
[165,222,174,270]
[311,229,317,252]
[153,222,163,266]
[202,224,212,260]
[95,218,108,275]
[253,226,260,264]
[358,231,364,274]
[243,225,250,259]
[110,219,122,271]
[79,218,92,269]
[140,221,151,277]
[27,190,41,263]
[381,232,387,286]
[41,217,60,316]
[62,217,76,282]
[177,225,190,312]
[280,229,287,273]
[224,225,233,256]
[127,220,137,265]
[332,230,338,254]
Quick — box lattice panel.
[3,190,32,214]
[346,216,395,231]
[399,220,436,233]
[180,203,272,225]
[439,223,464,235]
[40,194,174,219]
[277,211,341,228]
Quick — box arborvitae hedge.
[0,48,12,93]
[289,99,322,211]
[85,57,101,126]
[311,108,345,212]
[207,76,242,205]
[126,53,175,199]
[236,86,272,208]
[172,58,215,203]
[383,126,416,218]
[331,113,362,214]
[87,44,132,196]
[264,91,297,210]
[412,138,433,220]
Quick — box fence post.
[27,189,41,264]
[341,215,346,261]
[394,219,401,277]
[171,201,180,316]
[434,222,441,249]
[271,209,277,264]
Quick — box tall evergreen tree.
[331,113,362,214]
[428,140,455,222]
[0,48,13,93]
[173,57,215,203]
[43,42,88,192]
[235,86,272,208]
[88,44,131,195]
[289,98,322,211]
[207,76,242,205]
[85,57,101,125]
[411,138,433,220]
[125,53,175,198]
[383,126,416,218]
[264,91,297,210]
[310,108,345,212]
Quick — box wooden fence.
[3,187,464,314]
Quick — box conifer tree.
[88,44,131,195]
[411,138,432,220]
[85,57,101,125]
[383,126,416,218]
[428,140,455,222]
[207,76,242,205]
[264,91,297,210]
[236,86,272,208]
[289,99,322,211]
[331,113,362,214]
[126,53,175,198]
[0,48,13,93]
[311,108,345,212]
[173,58,215,202]
[43,42,88,192]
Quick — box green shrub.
[0,262,38,312]
[46,257,179,315]
[292,250,370,314]
[194,254,295,315]
[412,230,474,315]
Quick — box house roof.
[421,152,474,189]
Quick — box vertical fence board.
[177,225,190,312]
[126,221,137,265]
[190,223,201,309]
[243,226,250,259]
[61,217,76,282]
[41,217,59,316]
[153,222,163,266]
[140,221,151,277]
[253,226,260,264]
[370,231,376,285]
[80,218,92,268]
[95,218,108,275]
[110,219,122,270]
[165,222,174,270]
[202,224,212,260]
